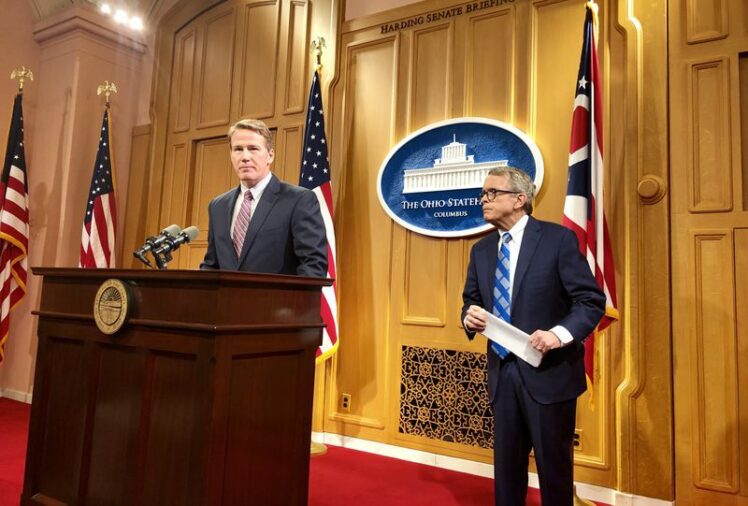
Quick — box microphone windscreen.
[161,224,181,237]
[182,226,199,241]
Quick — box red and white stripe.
[0,164,29,362]
[313,181,338,362]
[79,192,117,268]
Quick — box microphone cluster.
[133,224,199,270]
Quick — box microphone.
[152,226,199,256]
[133,224,181,267]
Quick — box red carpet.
[0,398,30,506]
[310,445,499,505]
[0,397,606,505]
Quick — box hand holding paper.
[480,310,543,367]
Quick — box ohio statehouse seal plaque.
[93,278,131,334]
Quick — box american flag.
[562,6,618,386]
[299,70,338,363]
[79,107,117,268]
[0,93,29,362]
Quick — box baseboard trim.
[0,388,32,403]
[311,432,674,506]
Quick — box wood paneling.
[671,0,748,500]
[410,23,453,130]
[283,1,310,113]
[531,0,587,218]
[278,124,303,182]
[689,58,732,212]
[171,28,197,133]
[686,0,728,44]
[122,125,152,268]
[197,6,236,128]
[465,9,514,120]
[192,138,234,238]
[86,347,144,505]
[735,229,748,496]
[402,234,447,326]
[162,143,189,228]
[689,231,739,492]
[236,1,281,119]
[329,37,398,431]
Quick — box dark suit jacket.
[461,216,605,405]
[200,174,328,277]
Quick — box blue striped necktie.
[491,232,512,358]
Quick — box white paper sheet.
[481,311,543,367]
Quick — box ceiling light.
[129,16,143,31]
[113,9,128,24]
[100,3,111,14]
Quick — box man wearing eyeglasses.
[461,167,605,506]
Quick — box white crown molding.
[32,2,147,54]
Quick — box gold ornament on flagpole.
[10,67,34,92]
[97,81,118,106]
[311,36,326,71]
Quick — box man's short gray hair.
[228,119,274,150]
[488,166,536,214]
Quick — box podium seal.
[93,278,131,334]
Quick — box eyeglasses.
[479,188,520,202]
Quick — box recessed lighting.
[100,3,111,14]
[129,16,144,31]
[114,9,128,24]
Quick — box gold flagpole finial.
[97,81,118,106]
[311,37,326,72]
[10,67,34,93]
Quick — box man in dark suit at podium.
[200,119,327,277]
[461,167,605,506]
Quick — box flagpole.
[572,3,603,505]
[309,34,329,459]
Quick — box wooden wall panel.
[739,53,748,211]
[465,9,514,120]
[402,235,447,326]
[686,0,728,44]
[197,7,235,128]
[735,229,748,495]
[283,1,310,114]
[122,125,152,268]
[329,37,398,431]
[191,139,233,237]
[530,0,585,219]
[170,28,196,133]
[162,144,189,228]
[689,231,739,492]
[277,124,303,182]
[689,58,732,212]
[236,1,281,119]
[410,24,453,130]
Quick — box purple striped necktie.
[232,190,253,257]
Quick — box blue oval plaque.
[377,118,544,238]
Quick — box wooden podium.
[22,268,329,506]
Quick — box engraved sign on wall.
[377,118,544,237]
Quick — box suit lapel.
[238,174,280,264]
[513,216,542,301]
[478,233,499,309]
